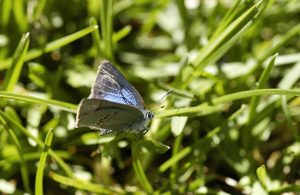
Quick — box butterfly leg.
[115,125,132,138]
[141,127,148,135]
[116,130,125,136]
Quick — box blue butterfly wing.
[88,61,147,111]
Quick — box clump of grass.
[0,0,300,194]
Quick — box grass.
[0,0,300,194]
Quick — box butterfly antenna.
[156,89,172,105]
[150,89,172,113]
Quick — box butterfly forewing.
[89,61,146,110]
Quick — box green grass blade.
[170,133,184,181]
[171,116,188,136]
[1,0,12,29]
[269,184,300,195]
[0,91,77,113]
[31,25,98,56]
[0,151,70,165]
[2,33,30,92]
[180,1,261,88]
[113,25,132,43]
[90,17,103,56]
[212,89,300,105]
[0,111,74,177]
[210,0,243,39]
[12,0,27,32]
[249,23,300,75]
[256,165,268,190]
[156,80,194,99]
[243,54,277,150]
[157,89,300,118]
[174,0,188,25]
[132,140,153,193]
[278,61,300,89]
[257,23,300,62]
[0,25,98,70]
[183,23,251,88]
[248,54,277,121]
[33,0,47,21]
[0,115,31,193]
[159,146,191,173]
[159,106,245,172]
[191,2,260,69]
[100,0,114,60]
[281,96,299,140]
[35,128,54,195]
[49,172,113,194]
[155,103,226,118]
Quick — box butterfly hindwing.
[76,99,145,133]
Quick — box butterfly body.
[75,61,153,135]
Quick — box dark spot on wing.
[97,114,110,125]
[103,114,109,119]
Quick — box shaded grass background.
[0,0,300,194]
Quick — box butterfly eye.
[146,111,154,119]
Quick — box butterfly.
[75,60,154,135]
